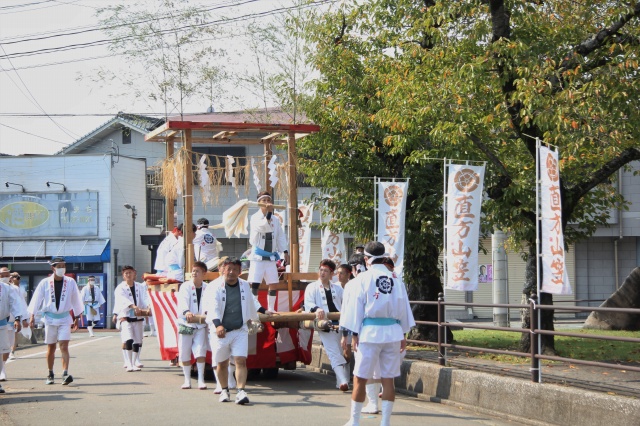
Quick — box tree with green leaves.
[90,0,226,117]
[299,1,640,351]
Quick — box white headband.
[257,194,272,202]
[364,250,389,260]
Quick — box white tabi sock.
[122,350,130,367]
[87,325,94,336]
[0,357,5,380]
[267,294,277,312]
[182,365,192,387]
[335,363,349,388]
[347,400,363,426]
[380,400,394,426]
[197,362,205,385]
[125,350,133,369]
[365,383,379,408]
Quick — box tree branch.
[565,147,640,212]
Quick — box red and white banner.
[298,203,314,273]
[321,228,346,268]
[540,146,572,295]
[377,181,408,278]
[446,164,485,291]
[148,285,179,360]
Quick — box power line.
[0,0,83,15]
[0,1,334,60]
[0,1,54,11]
[0,121,68,144]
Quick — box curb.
[310,344,640,426]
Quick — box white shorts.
[0,327,10,353]
[44,324,72,344]
[120,320,144,344]
[178,327,208,361]
[247,260,279,285]
[212,329,248,363]
[353,341,403,379]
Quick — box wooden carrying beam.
[188,312,340,324]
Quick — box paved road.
[1,331,519,426]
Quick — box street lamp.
[124,203,137,269]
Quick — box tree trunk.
[519,244,557,355]
[406,244,454,343]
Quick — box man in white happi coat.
[1,270,28,380]
[176,261,209,390]
[0,267,27,393]
[340,242,415,426]
[114,265,151,372]
[204,257,262,405]
[80,276,106,337]
[304,259,350,391]
[7,272,28,361]
[247,191,287,312]
[193,218,219,266]
[28,257,83,386]
[155,224,185,282]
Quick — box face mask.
[55,268,66,277]
[0,277,9,284]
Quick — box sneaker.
[62,371,68,379]
[362,403,379,414]
[46,374,54,385]
[62,375,73,386]
[235,389,249,405]
[0,385,5,394]
[8,352,16,360]
[218,389,230,402]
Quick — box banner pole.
[535,137,542,383]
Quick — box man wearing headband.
[247,191,287,312]
[28,257,83,386]
[155,224,185,282]
[0,267,27,391]
[340,242,415,426]
[80,276,106,337]
[304,259,350,391]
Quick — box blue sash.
[362,317,400,326]
[44,311,70,320]
[0,318,7,326]
[252,246,280,260]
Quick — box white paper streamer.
[174,167,182,196]
[226,155,236,188]
[251,157,262,193]
[268,156,279,188]
[198,155,210,204]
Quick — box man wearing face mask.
[28,257,83,386]
[0,266,24,394]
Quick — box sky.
[0,0,326,156]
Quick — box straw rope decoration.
[158,149,290,208]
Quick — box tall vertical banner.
[321,228,346,270]
[446,164,485,291]
[298,203,314,273]
[539,146,572,295]
[377,181,408,278]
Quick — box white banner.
[321,228,346,279]
[445,164,485,291]
[377,181,408,278]
[298,203,314,273]
[540,146,572,295]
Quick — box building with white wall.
[0,153,155,323]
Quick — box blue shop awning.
[0,239,111,263]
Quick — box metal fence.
[407,293,640,383]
